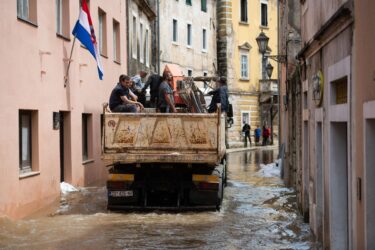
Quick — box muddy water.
[0,149,315,250]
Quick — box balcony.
[259,79,278,93]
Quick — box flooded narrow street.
[0,149,314,249]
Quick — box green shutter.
[186,0,192,6]
[201,0,207,12]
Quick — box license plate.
[109,190,133,197]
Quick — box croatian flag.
[72,0,103,80]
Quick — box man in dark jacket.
[142,73,163,108]
[207,77,229,113]
[242,123,251,147]
[109,75,144,113]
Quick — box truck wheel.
[216,182,224,210]
[223,159,228,186]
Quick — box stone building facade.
[126,0,156,76]
[287,0,375,248]
[158,0,217,79]
[217,0,279,148]
[278,0,303,212]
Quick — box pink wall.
[0,0,127,218]
[353,0,375,248]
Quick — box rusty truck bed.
[102,112,226,165]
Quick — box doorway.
[366,119,375,248]
[59,111,71,183]
[316,122,323,241]
[329,122,348,249]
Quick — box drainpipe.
[157,0,160,74]
[278,0,281,153]
[126,0,130,74]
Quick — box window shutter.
[201,0,207,12]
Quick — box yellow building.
[217,0,278,147]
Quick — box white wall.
[159,0,217,76]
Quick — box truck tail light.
[198,182,219,190]
[192,174,220,190]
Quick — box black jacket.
[142,74,162,97]
[208,85,229,113]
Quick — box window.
[203,71,208,88]
[331,76,348,105]
[98,8,107,56]
[241,111,250,125]
[240,0,248,22]
[17,0,37,24]
[201,0,207,12]
[19,110,38,174]
[241,54,249,79]
[56,0,62,34]
[187,24,192,46]
[202,28,207,51]
[261,2,268,27]
[186,0,192,5]
[56,0,70,38]
[113,19,120,63]
[187,69,192,76]
[145,29,150,67]
[19,111,32,173]
[132,16,137,58]
[140,23,144,63]
[82,113,92,161]
[172,19,178,42]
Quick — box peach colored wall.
[353,0,375,248]
[0,0,127,219]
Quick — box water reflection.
[0,149,315,250]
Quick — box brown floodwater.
[0,149,315,250]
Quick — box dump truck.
[101,75,228,210]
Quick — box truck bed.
[102,112,226,165]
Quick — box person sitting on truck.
[158,72,177,113]
[207,77,229,113]
[109,74,144,113]
[131,71,147,106]
[141,73,162,108]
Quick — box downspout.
[126,0,130,74]
[157,0,160,74]
[278,0,281,153]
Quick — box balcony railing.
[259,79,278,93]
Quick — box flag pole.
[64,36,77,87]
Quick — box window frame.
[140,22,144,63]
[145,28,150,67]
[172,18,178,44]
[203,71,208,88]
[260,0,268,27]
[240,53,249,80]
[201,0,207,12]
[113,18,120,63]
[17,0,38,26]
[132,14,137,59]
[187,23,192,47]
[241,111,251,126]
[240,0,248,23]
[98,8,108,57]
[56,0,62,35]
[19,110,32,173]
[202,28,207,52]
[56,0,70,39]
[82,113,92,162]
